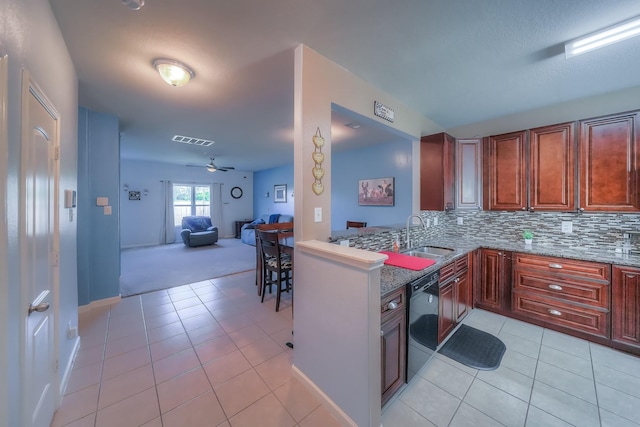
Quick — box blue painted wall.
[78,107,121,305]
[331,140,412,229]
[253,140,412,229]
[253,164,295,219]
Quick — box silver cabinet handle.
[548,263,563,269]
[579,207,585,212]
[28,302,50,315]
[380,330,384,337]
[521,207,526,211]
[548,309,562,316]
[387,301,398,310]
[548,284,563,291]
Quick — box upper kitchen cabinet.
[529,122,575,212]
[579,110,639,212]
[483,123,576,212]
[420,133,455,211]
[483,130,527,211]
[456,139,483,210]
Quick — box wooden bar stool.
[346,220,367,229]
[257,229,293,312]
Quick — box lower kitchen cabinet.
[511,253,610,341]
[381,287,406,406]
[612,265,640,354]
[438,253,472,344]
[477,248,511,314]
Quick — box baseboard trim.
[78,295,121,314]
[58,336,80,404]
[291,364,357,427]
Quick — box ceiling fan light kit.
[122,0,144,10]
[205,158,234,172]
[153,59,195,87]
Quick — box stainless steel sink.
[402,246,455,258]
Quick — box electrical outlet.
[339,240,349,247]
[314,207,322,222]
[67,321,77,339]
[457,217,463,225]
[561,221,573,233]
[425,219,431,227]
[433,217,438,226]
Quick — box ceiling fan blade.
[219,166,235,170]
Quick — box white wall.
[0,0,78,425]
[120,159,254,247]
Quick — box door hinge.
[54,146,60,160]
[55,359,59,372]
[52,251,59,266]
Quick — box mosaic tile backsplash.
[330,210,640,254]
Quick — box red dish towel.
[380,251,437,270]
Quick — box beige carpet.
[120,238,256,296]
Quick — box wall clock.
[230,186,243,199]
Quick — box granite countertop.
[380,237,640,296]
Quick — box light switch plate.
[314,207,322,223]
[339,240,349,247]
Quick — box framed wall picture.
[274,184,287,203]
[358,177,394,206]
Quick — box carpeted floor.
[120,238,256,296]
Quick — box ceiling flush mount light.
[153,59,195,87]
[122,0,145,10]
[565,15,640,58]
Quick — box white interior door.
[21,71,59,427]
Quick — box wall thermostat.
[64,190,76,208]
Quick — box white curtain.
[210,183,223,232]
[161,180,176,244]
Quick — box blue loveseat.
[241,214,293,245]
[180,216,219,247]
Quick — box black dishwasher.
[406,269,440,382]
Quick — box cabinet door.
[477,249,511,313]
[612,266,640,352]
[381,311,406,406]
[455,268,472,323]
[456,139,482,210]
[580,111,639,212]
[438,281,455,344]
[483,131,527,211]
[420,132,455,210]
[529,122,576,212]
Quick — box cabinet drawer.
[513,253,610,282]
[440,262,455,284]
[455,254,469,272]
[513,270,609,308]
[381,287,406,321]
[512,291,609,338]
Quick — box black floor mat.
[438,324,506,370]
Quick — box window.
[173,184,210,226]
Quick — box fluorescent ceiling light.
[565,15,640,58]
[153,59,195,87]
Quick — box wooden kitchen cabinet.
[456,138,483,210]
[511,253,610,342]
[484,123,576,212]
[579,110,640,212]
[438,254,471,344]
[612,265,640,355]
[476,248,511,314]
[381,287,406,406]
[420,132,455,211]
[483,130,527,211]
[529,122,575,212]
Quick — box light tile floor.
[52,271,341,427]
[382,309,640,427]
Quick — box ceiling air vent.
[172,135,215,147]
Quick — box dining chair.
[346,220,367,229]
[257,229,293,312]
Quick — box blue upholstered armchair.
[180,216,219,247]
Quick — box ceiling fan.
[205,157,234,172]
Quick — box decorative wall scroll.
[312,127,325,195]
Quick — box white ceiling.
[49,0,640,172]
